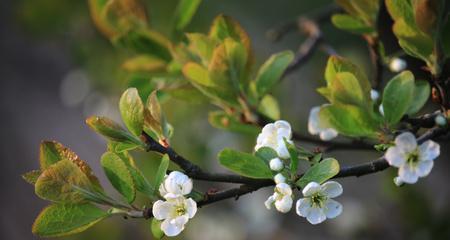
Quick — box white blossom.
[269,157,284,171]
[255,120,293,158]
[274,173,286,184]
[435,115,447,126]
[153,195,197,237]
[389,58,407,72]
[385,132,440,184]
[308,106,338,141]
[296,181,343,225]
[159,171,193,198]
[264,183,293,213]
[370,89,380,101]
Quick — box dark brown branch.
[366,36,383,90]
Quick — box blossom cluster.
[152,171,197,237]
[257,120,343,224]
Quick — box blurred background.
[1,0,449,239]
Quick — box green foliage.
[406,80,431,115]
[151,218,165,239]
[254,147,279,165]
[284,139,299,173]
[332,0,380,35]
[101,152,136,203]
[154,154,170,196]
[119,88,145,136]
[254,51,294,97]
[121,55,167,73]
[144,91,172,142]
[331,14,375,34]
[382,71,415,124]
[258,95,281,120]
[218,148,273,179]
[173,0,203,31]
[22,170,42,185]
[86,116,143,147]
[296,158,340,188]
[32,203,109,237]
[208,111,260,134]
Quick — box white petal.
[370,89,380,101]
[181,178,193,195]
[306,207,326,225]
[419,140,440,161]
[324,199,342,219]
[398,164,419,184]
[379,105,384,116]
[275,196,293,213]
[395,132,417,153]
[385,146,407,167]
[171,215,189,226]
[321,181,343,198]
[261,123,275,135]
[161,218,184,237]
[164,171,193,196]
[302,182,321,197]
[389,58,406,72]
[276,183,292,196]
[295,198,311,217]
[319,129,338,141]
[274,120,291,132]
[276,143,290,159]
[163,193,183,200]
[416,160,434,177]
[264,195,275,210]
[277,128,292,140]
[185,198,197,218]
[269,158,284,171]
[274,173,286,184]
[308,107,321,135]
[152,200,173,220]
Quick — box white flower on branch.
[159,171,193,198]
[153,195,197,237]
[370,89,380,101]
[264,183,293,213]
[385,132,440,184]
[296,181,343,225]
[255,120,293,158]
[389,58,407,72]
[274,173,286,184]
[269,157,284,171]
[308,106,338,141]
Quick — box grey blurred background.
[1,0,449,239]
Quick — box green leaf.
[182,62,216,87]
[101,152,136,203]
[154,154,170,196]
[120,88,145,136]
[113,29,171,61]
[208,41,241,92]
[296,158,340,188]
[164,85,209,104]
[330,72,370,107]
[22,170,42,185]
[406,80,430,115]
[382,71,415,124]
[35,160,96,203]
[208,111,259,135]
[121,55,166,73]
[218,148,272,179]
[331,14,375,34]
[284,139,299,173]
[186,33,217,65]
[254,147,278,165]
[258,95,280,120]
[32,203,109,237]
[86,116,143,146]
[173,0,202,31]
[255,51,294,97]
[150,218,165,239]
[319,104,380,138]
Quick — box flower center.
[175,205,186,216]
[406,150,419,166]
[310,194,326,208]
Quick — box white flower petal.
[185,198,197,218]
[275,195,293,213]
[319,129,338,141]
[264,195,275,210]
[385,146,407,167]
[308,107,321,135]
[321,181,343,198]
[398,164,419,184]
[302,182,321,197]
[419,140,440,161]
[395,132,417,153]
[161,218,184,237]
[295,198,311,217]
[306,207,326,225]
[324,199,342,219]
[152,200,173,220]
[276,143,290,159]
[274,173,286,184]
[164,171,193,196]
[270,158,284,171]
[261,123,275,135]
[274,120,291,132]
[416,160,434,177]
[277,128,292,140]
[276,183,292,196]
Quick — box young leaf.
[35,160,96,203]
[86,116,143,146]
[296,158,340,188]
[330,72,370,107]
[258,95,280,120]
[208,111,259,135]
[218,148,273,179]
[154,154,170,196]
[255,51,294,97]
[121,55,166,73]
[173,0,202,31]
[331,14,375,34]
[32,203,109,237]
[150,218,165,239]
[22,170,42,185]
[119,88,145,136]
[254,147,278,165]
[186,33,217,65]
[284,139,299,173]
[382,71,415,124]
[406,80,430,115]
[101,152,136,203]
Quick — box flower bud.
[274,173,286,184]
[389,58,406,72]
[435,115,447,126]
[269,158,284,171]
